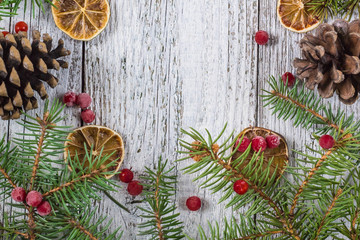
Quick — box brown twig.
[0,165,16,188]
[69,219,98,240]
[290,149,333,217]
[154,169,164,240]
[42,168,103,197]
[29,112,50,191]
[236,230,283,240]
[314,188,343,240]
[350,208,360,240]
[271,91,340,131]
[14,230,29,239]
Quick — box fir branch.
[42,168,104,197]
[236,230,283,240]
[290,149,334,217]
[29,111,50,191]
[139,157,184,239]
[179,126,300,239]
[315,188,343,240]
[68,219,98,240]
[351,209,360,239]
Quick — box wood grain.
[1,0,359,239]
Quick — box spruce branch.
[138,157,184,240]
[289,149,334,217]
[237,230,283,240]
[314,188,343,240]
[68,219,98,240]
[179,126,301,239]
[29,111,50,191]
[0,100,123,239]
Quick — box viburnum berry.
[266,135,280,149]
[15,21,28,33]
[235,136,251,152]
[319,135,335,149]
[186,196,202,211]
[127,181,143,196]
[11,187,26,202]
[37,201,52,216]
[282,72,296,87]
[255,30,269,45]
[63,91,77,107]
[2,31,9,37]
[233,180,249,195]
[77,93,92,109]
[251,136,267,152]
[26,191,43,207]
[81,109,95,123]
[119,169,134,183]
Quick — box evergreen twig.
[138,157,184,239]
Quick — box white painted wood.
[1,0,360,239]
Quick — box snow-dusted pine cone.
[294,19,360,104]
[0,30,70,120]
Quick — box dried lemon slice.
[232,127,288,179]
[277,0,321,33]
[64,125,125,179]
[52,0,110,41]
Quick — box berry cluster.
[236,133,281,153]
[119,169,143,196]
[63,91,95,123]
[11,188,51,216]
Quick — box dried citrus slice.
[232,127,288,179]
[277,0,321,33]
[52,0,110,41]
[64,125,125,179]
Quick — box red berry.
[266,135,280,149]
[2,31,9,37]
[186,196,202,211]
[26,191,43,207]
[127,181,143,196]
[11,187,26,202]
[63,91,77,107]
[76,93,92,109]
[255,30,269,45]
[233,180,249,195]
[15,21,28,33]
[251,136,267,152]
[282,72,296,87]
[319,135,335,149]
[81,109,95,123]
[119,169,134,183]
[37,201,51,216]
[235,136,251,152]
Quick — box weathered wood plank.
[85,0,259,238]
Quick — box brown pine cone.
[0,30,70,120]
[293,19,360,104]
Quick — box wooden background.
[1,0,359,239]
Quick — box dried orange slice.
[232,127,288,179]
[277,0,321,33]
[52,0,110,41]
[64,125,125,179]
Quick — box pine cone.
[0,30,70,120]
[293,19,360,104]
